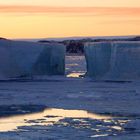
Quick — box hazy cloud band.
[0,5,140,16]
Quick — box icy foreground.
[0,55,140,140]
[0,39,65,80]
[84,41,140,81]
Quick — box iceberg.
[0,39,65,80]
[84,41,140,81]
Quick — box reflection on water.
[0,108,111,132]
[111,126,122,130]
[66,63,79,66]
[91,134,109,138]
[67,72,85,78]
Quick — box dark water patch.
[45,115,62,118]
[88,79,132,84]
[0,79,64,83]
[98,112,140,119]
[0,105,46,118]
[103,80,132,83]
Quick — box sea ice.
[0,39,65,80]
[84,41,140,81]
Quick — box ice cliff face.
[0,39,65,80]
[84,41,140,81]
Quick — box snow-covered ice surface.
[0,55,140,139]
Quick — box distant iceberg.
[0,39,65,80]
[84,41,140,81]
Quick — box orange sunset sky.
[0,0,140,39]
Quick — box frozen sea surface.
[0,55,140,139]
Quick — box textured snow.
[0,39,65,80]
[84,41,140,81]
[0,55,140,139]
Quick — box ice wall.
[0,39,65,80]
[32,43,65,75]
[84,41,140,81]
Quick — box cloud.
[0,5,139,16]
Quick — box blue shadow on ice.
[0,39,65,80]
[84,41,140,81]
